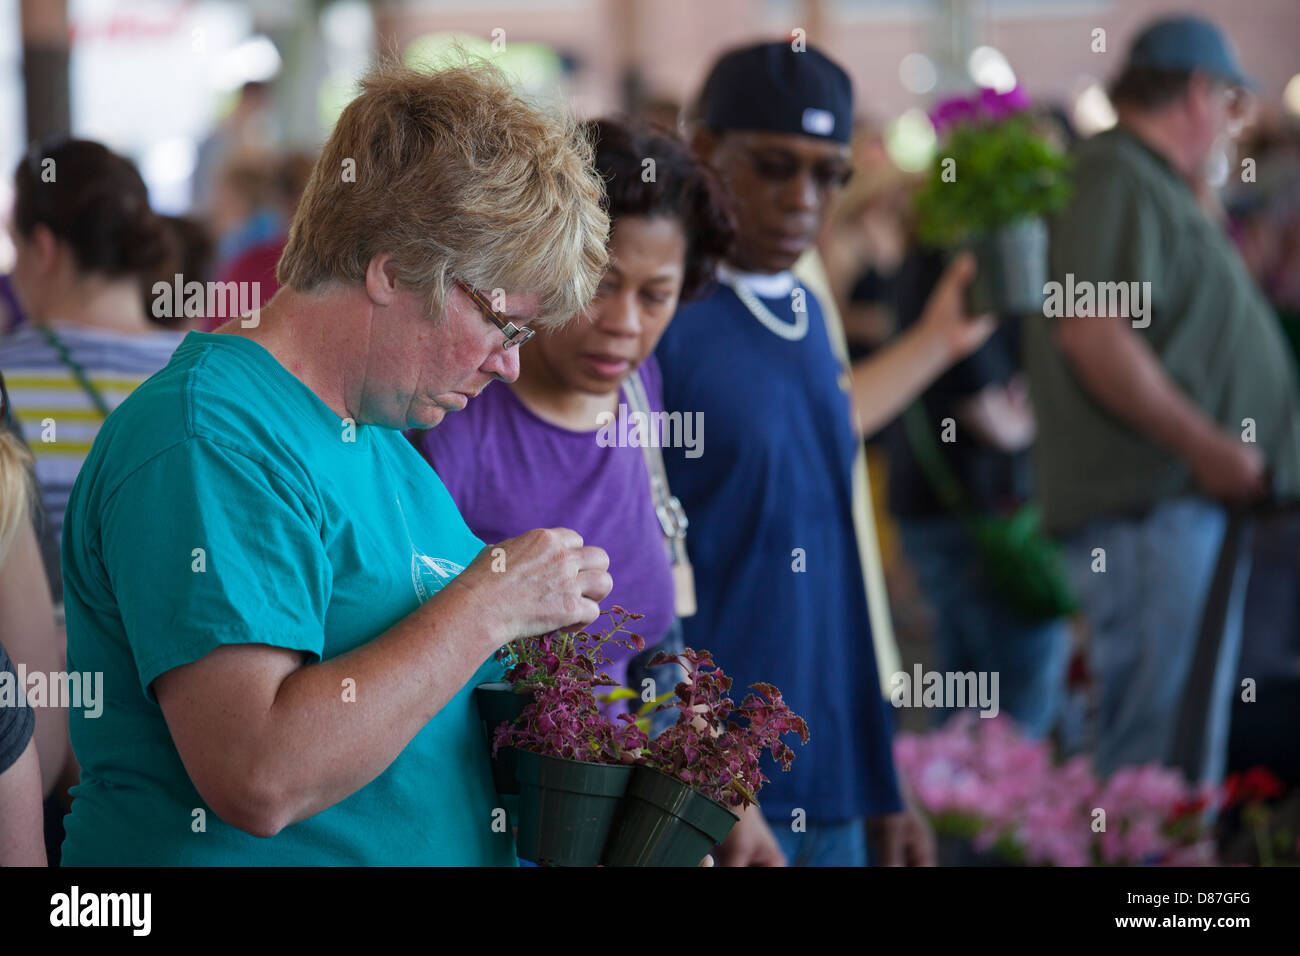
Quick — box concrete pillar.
[20,0,71,144]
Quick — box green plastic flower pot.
[474,682,533,797]
[603,765,740,867]
[514,750,633,866]
[964,216,1049,317]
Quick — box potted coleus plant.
[497,681,647,866]
[913,86,1071,316]
[604,647,810,867]
[490,609,648,866]
[474,681,534,799]
[475,607,646,798]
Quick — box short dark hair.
[1108,66,1207,111]
[13,139,168,279]
[586,117,734,301]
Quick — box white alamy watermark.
[151,274,261,327]
[1042,273,1152,328]
[0,665,103,718]
[595,405,704,459]
[889,665,999,718]
[50,887,151,936]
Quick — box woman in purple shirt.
[412,119,732,690]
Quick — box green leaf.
[596,687,640,703]
[914,115,1071,247]
[635,691,676,717]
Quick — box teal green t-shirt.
[60,332,515,866]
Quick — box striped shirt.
[0,322,184,543]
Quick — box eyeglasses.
[739,146,853,191]
[1224,85,1254,119]
[454,279,535,350]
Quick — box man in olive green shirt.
[1024,17,1300,781]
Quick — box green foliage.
[596,686,679,735]
[914,115,1071,248]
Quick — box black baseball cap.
[698,40,854,144]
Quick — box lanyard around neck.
[39,325,112,418]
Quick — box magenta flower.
[979,84,1031,118]
[929,94,980,135]
[930,85,1032,136]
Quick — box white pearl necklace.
[717,272,809,342]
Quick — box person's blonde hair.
[0,429,33,568]
[277,59,609,328]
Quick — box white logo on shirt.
[411,554,466,603]
[394,493,466,602]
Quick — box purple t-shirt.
[410,358,675,697]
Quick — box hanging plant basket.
[514,750,632,866]
[963,216,1049,317]
[912,93,1070,320]
[604,765,740,867]
[474,682,533,797]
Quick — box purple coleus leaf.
[491,607,656,764]
[638,648,809,809]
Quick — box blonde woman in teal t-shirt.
[58,62,613,866]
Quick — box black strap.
[1168,509,1255,787]
[622,371,689,562]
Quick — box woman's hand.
[448,528,613,652]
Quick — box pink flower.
[897,711,1212,866]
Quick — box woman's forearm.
[156,527,606,838]
[156,579,498,837]
[0,522,67,798]
[0,739,48,866]
[263,583,498,828]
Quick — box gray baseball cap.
[1127,15,1256,89]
